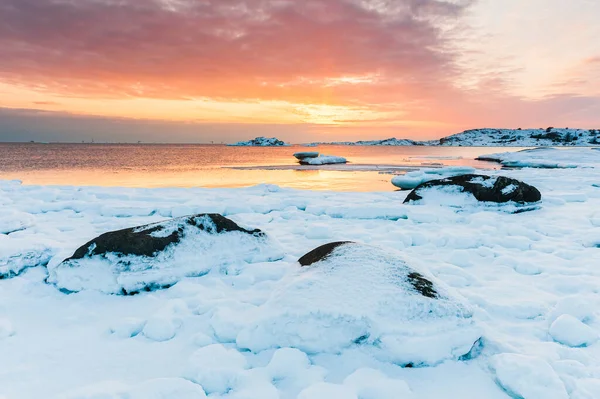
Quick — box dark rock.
[298,241,353,266]
[403,174,541,205]
[298,241,439,299]
[67,213,263,260]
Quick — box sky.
[0,0,599,143]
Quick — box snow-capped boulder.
[237,242,481,366]
[48,214,283,294]
[300,155,347,165]
[391,167,476,190]
[228,137,288,146]
[293,151,319,160]
[403,174,541,211]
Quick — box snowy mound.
[228,137,288,146]
[439,128,600,147]
[293,151,319,160]
[237,242,481,366]
[0,237,55,279]
[48,214,283,294]
[314,137,422,146]
[478,147,600,168]
[404,174,541,211]
[300,155,347,165]
[391,166,476,190]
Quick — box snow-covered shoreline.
[1,148,600,399]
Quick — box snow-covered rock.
[478,147,600,168]
[391,167,476,190]
[439,128,600,147]
[228,137,288,146]
[237,242,481,366]
[48,214,283,294]
[300,155,347,165]
[490,354,569,399]
[403,174,541,211]
[549,315,598,347]
[293,151,319,160]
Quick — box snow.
[1,147,600,399]
[300,155,347,165]
[293,151,319,160]
[391,166,476,189]
[478,147,600,168]
[228,137,289,146]
[549,315,598,347]
[237,243,480,366]
[490,354,569,399]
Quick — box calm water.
[0,143,516,191]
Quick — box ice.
[184,344,248,394]
[237,243,480,366]
[0,210,35,234]
[548,315,598,347]
[478,147,600,168]
[343,368,414,399]
[300,155,347,165]
[60,378,207,399]
[297,382,358,399]
[391,166,476,189]
[490,354,569,399]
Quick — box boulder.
[237,242,481,366]
[299,155,347,165]
[48,214,283,295]
[293,151,319,160]
[403,174,541,210]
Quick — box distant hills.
[312,128,600,147]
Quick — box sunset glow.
[1,0,599,142]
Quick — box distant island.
[310,127,600,147]
[229,128,600,147]
[228,137,289,146]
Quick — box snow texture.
[1,147,600,399]
[478,147,600,168]
[300,155,348,165]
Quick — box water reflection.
[0,143,511,192]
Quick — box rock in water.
[237,242,481,366]
[299,155,347,165]
[293,151,319,160]
[403,174,541,210]
[48,214,283,295]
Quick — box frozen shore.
[1,148,600,399]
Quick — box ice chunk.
[491,354,568,399]
[298,383,358,399]
[300,155,347,165]
[343,368,414,399]
[185,344,248,394]
[549,314,598,347]
[391,167,476,190]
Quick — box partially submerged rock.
[48,214,283,295]
[403,174,541,211]
[237,242,481,366]
[293,151,319,160]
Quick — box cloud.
[0,0,471,104]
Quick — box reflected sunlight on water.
[0,143,513,191]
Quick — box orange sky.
[0,0,599,143]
